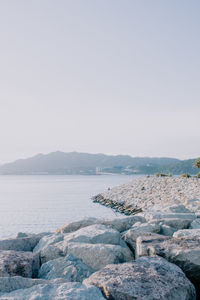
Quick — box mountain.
[0,151,198,175]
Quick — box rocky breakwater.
[0,208,199,299]
[93,176,200,215]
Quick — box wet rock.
[0,250,40,278]
[84,256,196,300]
[38,254,94,282]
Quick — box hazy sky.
[0,1,199,163]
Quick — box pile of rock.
[93,176,200,214]
[0,207,199,299]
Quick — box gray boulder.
[0,250,39,278]
[57,216,146,234]
[33,233,64,253]
[173,229,200,239]
[0,281,105,300]
[65,242,133,271]
[159,224,177,236]
[0,233,50,252]
[0,277,71,293]
[62,224,125,246]
[190,219,200,229]
[100,215,146,232]
[38,254,94,282]
[163,204,192,213]
[136,233,200,294]
[57,218,99,233]
[84,256,196,300]
[122,222,160,251]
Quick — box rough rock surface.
[0,233,50,252]
[62,224,124,246]
[38,254,93,282]
[95,177,200,213]
[190,218,200,229]
[0,250,39,278]
[0,277,72,294]
[173,229,200,239]
[84,256,196,300]
[0,281,105,300]
[122,222,160,251]
[65,242,133,271]
[57,216,145,234]
[136,233,200,293]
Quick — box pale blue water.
[0,175,139,238]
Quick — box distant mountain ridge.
[0,151,198,175]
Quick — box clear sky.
[0,1,199,163]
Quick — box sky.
[0,1,199,163]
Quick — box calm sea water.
[0,175,139,239]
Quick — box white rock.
[173,229,200,239]
[0,282,105,300]
[38,254,94,282]
[65,242,133,271]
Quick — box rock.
[40,244,64,264]
[122,222,160,252]
[136,233,200,294]
[190,219,200,229]
[0,281,105,300]
[0,277,70,293]
[33,233,65,264]
[65,242,133,271]
[33,233,64,253]
[62,224,125,246]
[99,216,146,232]
[57,216,146,234]
[38,254,94,282]
[145,212,196,221]
[163,204,192,213]
[83,256,196,300]
[160,224,177,236]
[0,250,40,278]
[57,218,99,233]
[173,229,200,239]
[0,233,50,252]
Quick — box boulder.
[65,242,133,271]
[136,233,200,294]
[99,215,146,232]
[190,219,200,229]
[145,212,196,221]
[160,224,177,236]
[33,233,65,264]
[173,229,200,239]
[84,256,196,300]
[38,254,94,282]
[0,233,50,252]
[40,244,64,264]
[57,218,99,233]
[57,216,146,234]
[0,250,40,278]
[163,204,192,213]
[0,281,105,300]
[0,277,70,293]
[122,222,160,252]
[62,224,125,246]
[33,233,64,253]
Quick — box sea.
[0,174,140,239]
